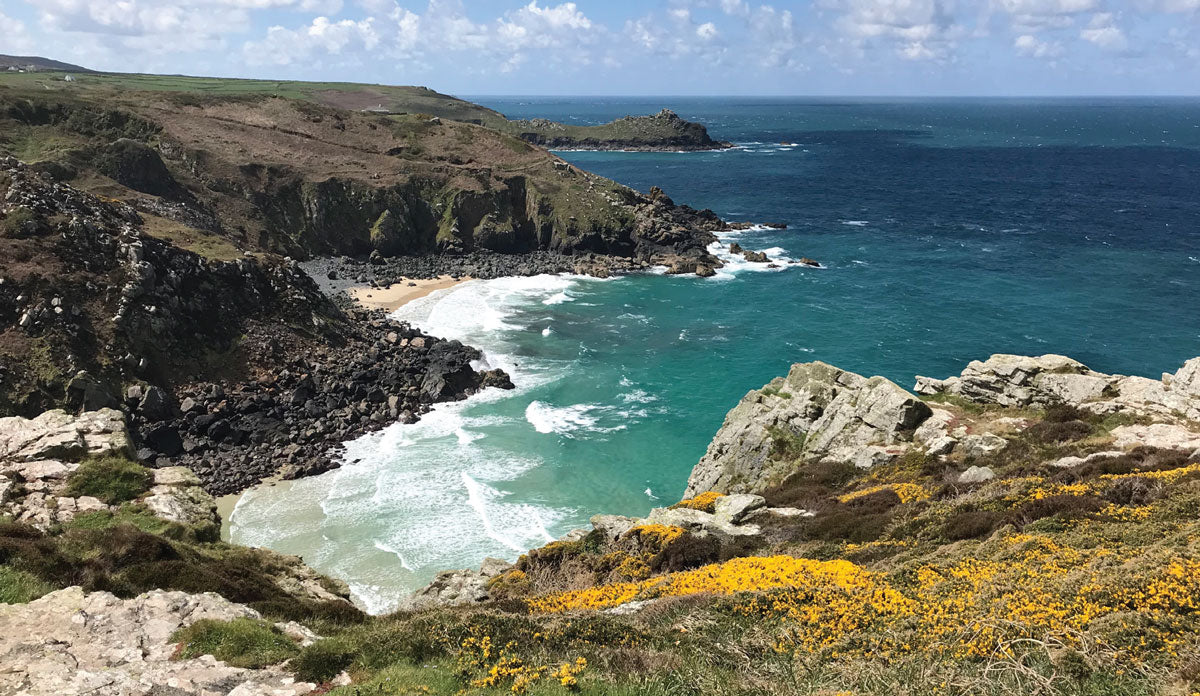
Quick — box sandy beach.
[349,275,471,312]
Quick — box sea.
[229,97,1200,613]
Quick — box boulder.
[1111,424,1200,452]
[960,433,1008,458]
[957,465,995,484]
[137,385,176,422]
[590,514,638,541]
[0,408,128,462]
[685,361,932,496]
[142,466,219,530]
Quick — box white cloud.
[1080,12,1128,50]
[696,21,719,40]
[0,11,36,54]
[719,0,750,16]
[244,15,377,65]
[1014,33,1063,58]
[992,0,1098,31]
[821,0,959,61]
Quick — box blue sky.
[1,0,1197,96]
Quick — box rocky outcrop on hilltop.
[0,586,331,696]
[513,109,734,152]
[915,353,1200,421]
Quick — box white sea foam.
[542,326,552,336]
[525,401,600,435]
[842,220,870,226]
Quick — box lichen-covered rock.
[142,466,219,530]
[0,587,319,696]
[0,408,128,462]
[915,354,1200,421]
[685,361,932,496]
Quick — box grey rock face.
[685,361,932,496]
[0,587,321,696]
[0,408,128,462]
[914,353,1200,422]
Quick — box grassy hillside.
[0,81,686,262]
[0,69,728,151]
[0,70,504,123]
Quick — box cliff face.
[0,159,511,492]
[0,92,726,273]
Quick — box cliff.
[0,158,512,493]
[0,84,728,274]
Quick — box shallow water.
[230,98,1200,613]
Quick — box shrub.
[1,206,37,238]
[0,565,54,603]
[1025,419,1094,445]
[172,617,299,669]
[64,456,152,504]
[942,510,1002,540]
[767,425,806,460]
[1007,494,1105,528]
[293,638,356,683]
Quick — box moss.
[766,425,805,461]
[0,564,54,603]
[67,503,216,543]
[760,385,792,399]
[63,455,152,504]
[171,617,299,668]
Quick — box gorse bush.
[64,455,153,504]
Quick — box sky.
[0,0,1198,96]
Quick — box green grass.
[172,617,299,668]
[63,455,152,504]
[0,565,54,604]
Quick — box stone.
[686,361,933,496]
[958,465,996,484]
[1111,424,1200,452]
[0,408,128,462]
[914,408,955,446]
[960,433,1008,458]
[142,467,219,529]
[0,474,12,505]
[590,514,637,541]
[137,385,176,422]
[925,435,958,456]
[711,494,766,525]
[0,587,319,696]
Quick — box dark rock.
[138,385,176,422]
[144,425,183,456]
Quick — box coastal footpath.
[3,351,1200,695]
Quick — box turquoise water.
[230,99,1200,612]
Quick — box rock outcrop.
[0,409,219,533]
[685,362,932,496]
[0,587,325,696]
[915,353,1200,422]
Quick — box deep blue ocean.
[230,98,1200,612]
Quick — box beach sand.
[349,275,471,312]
